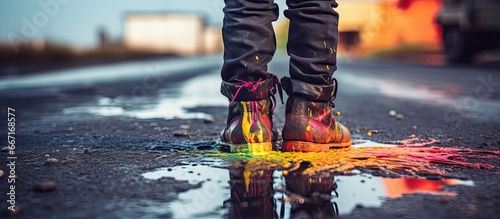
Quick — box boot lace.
[330,78,338,108]
[229,75,283,112]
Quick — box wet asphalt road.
[0,54,499,218]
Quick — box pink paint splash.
[362,138,499,170]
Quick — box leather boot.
[281,77,351,152]
[220,75,283,153]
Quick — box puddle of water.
[143,164,230,219]
[352,140,397,148]
[63,70,227,119]
[142,164,473,218]
[63,106,125,117]
[334,174,472,214]
[129,71,226,119]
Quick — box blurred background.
[1,0,499,76]
[0,0,226,75]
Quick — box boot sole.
[220,142,273,154]
[281,140,352,152]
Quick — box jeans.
[221,0,339,85]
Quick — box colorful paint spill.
[208,137,499,177]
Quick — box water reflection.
[225,162,339,219]
[142,161,473,219]
[226,166,277,218]
[142,163,339,219]
[224,161,473,218]
[281,162,340,219]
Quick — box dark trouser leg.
[281,0,351,152]
[221,0,279,83]
[285,0,339,85]
[220,0,283,153]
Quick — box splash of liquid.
[207,138,499,176]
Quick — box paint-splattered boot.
[220,75,283,153]
[281,77,351,152]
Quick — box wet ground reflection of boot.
[284,162,339,219]
[225,165,276,219]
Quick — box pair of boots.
[220,75,351,153]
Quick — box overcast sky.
[0,0,287,48]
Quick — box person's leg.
[281,0,351,152]
[221,0,279,83]
[220,0,283,153]
[285,0,338,84]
